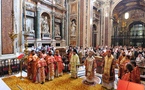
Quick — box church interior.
[0,0,145,90]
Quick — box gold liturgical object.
[8,0,17,75]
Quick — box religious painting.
[71,3,77,14]
[126,2,137,6]
[130,10,145,19]
[70,41,76,46]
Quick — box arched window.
[130,23,145,46]
[130,24,144,37]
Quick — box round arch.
[126,20,145,30]
[111,0,123,16]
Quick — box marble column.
[62,16,64,40]
[0,0,2,56]
[52,12,55,40]
[51,10,56,47]
[61,14,65,47]
[36,9,40,39]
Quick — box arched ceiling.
[113,0,145,20]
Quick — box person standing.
[136,54,144,75]
[35,53,47,84]
[131,61,141,83]
[45,51,56,81]
[116,52,126,79]
[70,49,80,79]
[84,51,97,84]
[27,50,37,79]
[101,50,116,90]
[121,63,134,81]
[54,50,64,77]
[42,50,47,59]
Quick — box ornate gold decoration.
[22,0,32,64]
[9,32,17,46]
[8,1,17,46]
[8,60,12,75]
[122,21,126,27]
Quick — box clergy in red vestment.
[116,52,126,79]
[101,50,116,90]
[27,50,37,80]
[42,50,47,59]
[121,63,133,81]
[35,53,47,84]
[45,51,56,80]
[84,51,97,84]
[54,50,64,77]
[131,61,141,83]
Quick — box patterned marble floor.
[70,66,119,89]
[0,66,119,90]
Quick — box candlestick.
[8,59,12,75]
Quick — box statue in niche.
[55,24,60,37]
[71,21,76,36]
[41,16,49,33]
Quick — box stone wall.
[2,0,13,54]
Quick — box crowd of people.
[28,45,144,89]
[27,50,63,84]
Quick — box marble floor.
[0,66,119,90]
[0,71,27,90]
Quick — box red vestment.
[55,55,64,74]
[27,54,33,77]
[36,58,47,83]
[131,66,141,83]
[84,57,97,81]
[42,54,47,59]
[31,55,38,82]
[117,56,128,78]
[121,72,131,81]
[45,55,56,77]
[69,53,72,70]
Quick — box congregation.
[28,45,144,89]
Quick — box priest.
[54,50,64,77]
[35,53,47,84]
[27,50,38,80]
[84,51,97,84]
[45,51,56,80]
[131,61,141,83]
[116,52,126,79]
[101,50,116,89]
[121,63,133,81]
[70,49,80,79]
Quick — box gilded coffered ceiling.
[113,0,145,20]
